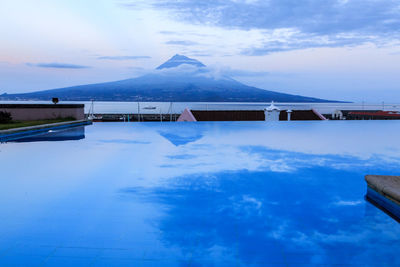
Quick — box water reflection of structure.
[13,126,85,143]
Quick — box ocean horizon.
[1,100,398,115]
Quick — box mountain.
[156,54,205,69]
[0,54,338,102]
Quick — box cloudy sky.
[1,0,400,102]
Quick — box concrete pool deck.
[0,119,92,142]
[365,175,400,220]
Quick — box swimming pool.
[1,121,400,266]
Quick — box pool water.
[0,121,400,266]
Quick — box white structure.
[332,109,344,120]
[287,109,292,121]
[264,102,281,121]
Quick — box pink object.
[312,109,327,120]
[177,108,197,122]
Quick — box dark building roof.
[348,110,400,118]
[332,110,400,120]
[191,110,264,121]
[190,110,325,121]
[279,110,324,121]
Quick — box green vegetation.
[0,111,12,123]
[0,117,76,130]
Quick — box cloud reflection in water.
[1,121,400,266]
[117,121,400,265]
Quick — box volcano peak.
[156,54,206,70]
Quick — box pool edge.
[366,186,400,223]
[0,119,92,142]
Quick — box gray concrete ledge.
[365,175,400,206]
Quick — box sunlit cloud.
[97,56,151,60]
[165,40,199,46]
[26,62,91,69]
[121,0,400,54]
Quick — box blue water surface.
[0,121,400,267]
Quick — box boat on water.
[143,106,157,110]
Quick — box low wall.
[365,175,400,220]
[0,104,85,121]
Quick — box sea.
[1,101,399,115]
